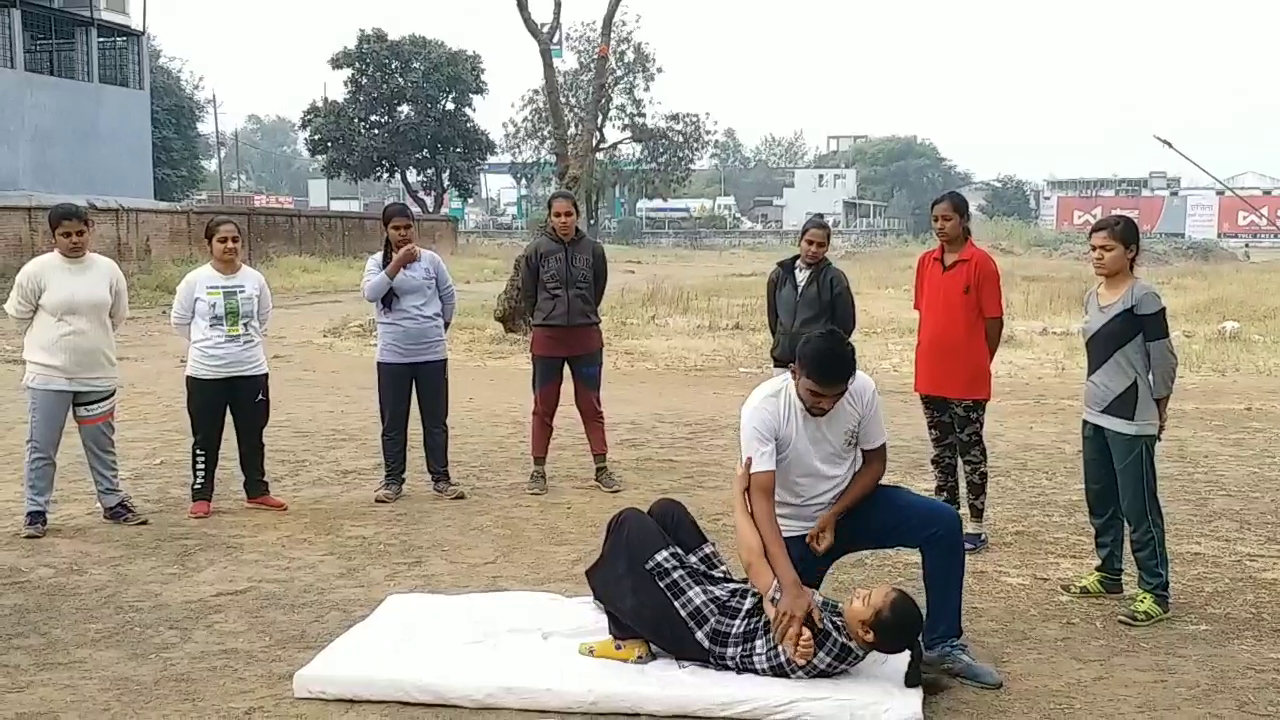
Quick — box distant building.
[779,167,901,232]
[1040,168,1280,241]
[0,1,152,198]
[1043,171,1181,197]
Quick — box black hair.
[203,216,242,243]
[793,327,857,388]
[546,189,581,216]
[799,215,832,244]
[47,203,91,232]
[866,589,925,688]
[1088,214,1141,271]
[378,202,415,312]
[930,190,972,240]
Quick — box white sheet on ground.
[293,591,923,720]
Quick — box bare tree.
[514,0,625,194]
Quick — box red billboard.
[1054,196,1167,234]
[1217,196,1280,239]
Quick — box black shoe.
[21,511,47,539]
[374,482,404,504]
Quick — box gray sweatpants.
[25,387,125,514]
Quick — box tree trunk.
[515,0,571,186]
[399,168,431,215]
[570,0,624,205]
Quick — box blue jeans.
[784,484,965,651]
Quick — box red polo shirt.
[913,240,1003,401]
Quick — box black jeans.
[1082,420,1170,601]
[377,360,450,484]
[186,374,271,502]
[584,499,712,663]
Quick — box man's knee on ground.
[647,497,691,524]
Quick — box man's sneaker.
[526,468,548,496]
[432,479,467,500]
[374,482,404,504]
[102,500,148,526]
[188,500,212,519]
[245,495,288,511]
[20,511,47,539]
[593,466,622,494]
[1060,570,1124,598]
[963,531,988,553]
[922,639,1003,689]
[1117,590,1171,627]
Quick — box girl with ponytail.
[360,202,463,504]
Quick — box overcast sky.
[143,0,1280,186]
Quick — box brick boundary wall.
[0,205,458,277]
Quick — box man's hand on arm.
[812,443,887,548]
[748,473,820,645]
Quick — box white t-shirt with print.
[170,263,273,379]
[739,371,888,537]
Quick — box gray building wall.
[0,69,154,199]
[0,6,153,200]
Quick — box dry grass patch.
[125,239,1280,376]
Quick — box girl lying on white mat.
[581,458,924,686]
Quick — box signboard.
[1183,196,1219,239]
[1053,196,1168,234]
[539,23,563,59]
[1218,196,1280,239]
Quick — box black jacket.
[766,255,856,367]
[520,228,608,327]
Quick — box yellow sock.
[578,637,654,664]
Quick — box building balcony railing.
[3,3,143,90]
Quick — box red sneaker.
[245,495,288,512]
[188,500,212,519]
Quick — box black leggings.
[584,499,712,663]
[186,374,270,502]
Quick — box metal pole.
[1154,135,1280,233]
[234,128,242,193]
[323,82,332,211]
[211,91,225,205]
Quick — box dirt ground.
[2,289,1279,720]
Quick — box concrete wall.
[0,69,154,199]
[0,206,458,276]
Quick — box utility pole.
[322,82,332,211]
[234,128,242,193]
[211,91,225,205]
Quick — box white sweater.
[170,262,273,379]
[3,251,129,389]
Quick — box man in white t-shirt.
[739,328,1002,689]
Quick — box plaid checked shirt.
[644,542,867,679]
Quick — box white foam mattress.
[293,591,923,719]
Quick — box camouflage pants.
[920,395,989,522]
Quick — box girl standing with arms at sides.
[362,202,462,504]
[1061,215,1177,627]
[171,217,286,519]
[4,203,147,538]
[913,191,1004,554]
[766,215,857,377]
[519,190,620,496]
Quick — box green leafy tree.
[219,115,313,197]
[299,29,496,214]
[817,135,972,233]
[711,127,753,170]
[978,174,1036,222]
[509,2,713,224]
[149,41,210,202]
[752,130,812,168]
